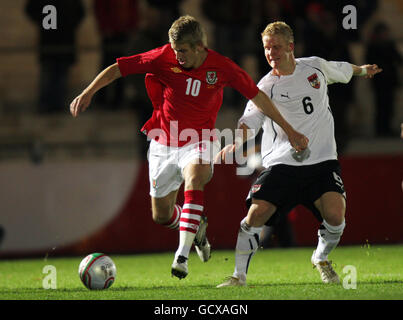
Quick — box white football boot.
[171,255,188,279]
[194,216,211,262]
[216,276,247,288]
[311,250,340,284]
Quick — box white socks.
[232,217,345,280]
[233,218,263,280]
[231,216,345,281]
[313,219,345,263]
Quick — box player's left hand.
[362,64,382,79]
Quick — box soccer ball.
[78,253,116,290]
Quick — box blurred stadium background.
[0,0,402,259]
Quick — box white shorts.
[147,139,221,198]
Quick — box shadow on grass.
[247,279,403,288]
[1,279,402,295]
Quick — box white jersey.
[240,56,353,167]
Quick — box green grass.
[0,245,402,300]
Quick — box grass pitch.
[0,245,402,300]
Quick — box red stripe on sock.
[181,208,203,215]
[179,190,204,235]
[180,217,200,225]
[184,190,204,206]
[163,205,180,227]
[179,226,198,234]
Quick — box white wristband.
[359,67,367,76]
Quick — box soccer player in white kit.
[216,21,382,286]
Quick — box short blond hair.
[261,21,294,44]
[168,15,208,48]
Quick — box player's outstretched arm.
[251,90,309,152]
[352,64,382,79]
[70,63,122,117]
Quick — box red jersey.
[117,44,259,146]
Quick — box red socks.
[176,190,204,258]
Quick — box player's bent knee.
[151,191,178,225]
[152,210,172,225]
[151,201,174,225]
[247,199,276,227]
[184,174,210,190]
[183,164,212,190]
[322,218,345,235]
[323,210,345,226]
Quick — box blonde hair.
[168,15,208,48]
[261,21,294,44]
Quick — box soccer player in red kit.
[70,15,308,279]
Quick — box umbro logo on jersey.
[171,67,182,73]
[308,73,320,89]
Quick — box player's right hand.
[70,93,92,117]
[214,144,236,164]
[288,130,309,152]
